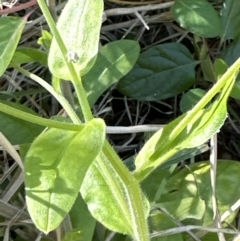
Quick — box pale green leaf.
[171,0,222,37]
[81,143,150,241]
[48,0,103,79]
[25,118,105,233]
[0,16,26,76]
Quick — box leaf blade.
[25,118,105,233]
[171,0,222,37]
[81,143,150,241]
[48,0,103,79]
[118,43,196,101]
[220,0,240,41]
[83,40,140,107]
[0,16,26,76]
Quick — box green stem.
[45,0,75,110]
[0,102,83,131]
[72,78,93,121]
[37,0,93,122]
[12,63,80,124]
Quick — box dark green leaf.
[25,118,105,233]
[171,0,222,37]
[83,40,140,107]
[149,211,184,241]
[118,43,196,101]
[68,194,96,241]
[220,40,240,99]
[0,101,44,145]
[220,39,240,66]
[220,0,240,41]
[180,88,206,113]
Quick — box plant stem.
[72,78,93,122]
[0,102,83,131]
[12,63,80,124]
[37,0,93,122]
[45,0,75,110]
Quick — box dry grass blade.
[0,133,24,170]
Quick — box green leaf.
[81,143,150,241]
[171,0,222,37]
[154,197,205,221]
[62,229,83,241]
[118,43,196,101]
[149,211,184,241]
[37,30,52,49]
[213,59,240,99]
[201,233,234,241]
[0,101,44,145]
[83,40,140,107]
[156,144,209,171]
[220,39,240,66]
[25,118,105,233]
[0,89,47,101]
[68,194,96,241]
[230,81,240,100]
[214,58,228,80]
[133,57,237,181]
[180,88,206,113]
[165,160,240,225]
[12,47,48,66]
[0,16,26,76]
[220,0,240,41]
[48,0,103,79]
[220,40,240,99]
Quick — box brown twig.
[0,0,38,15]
